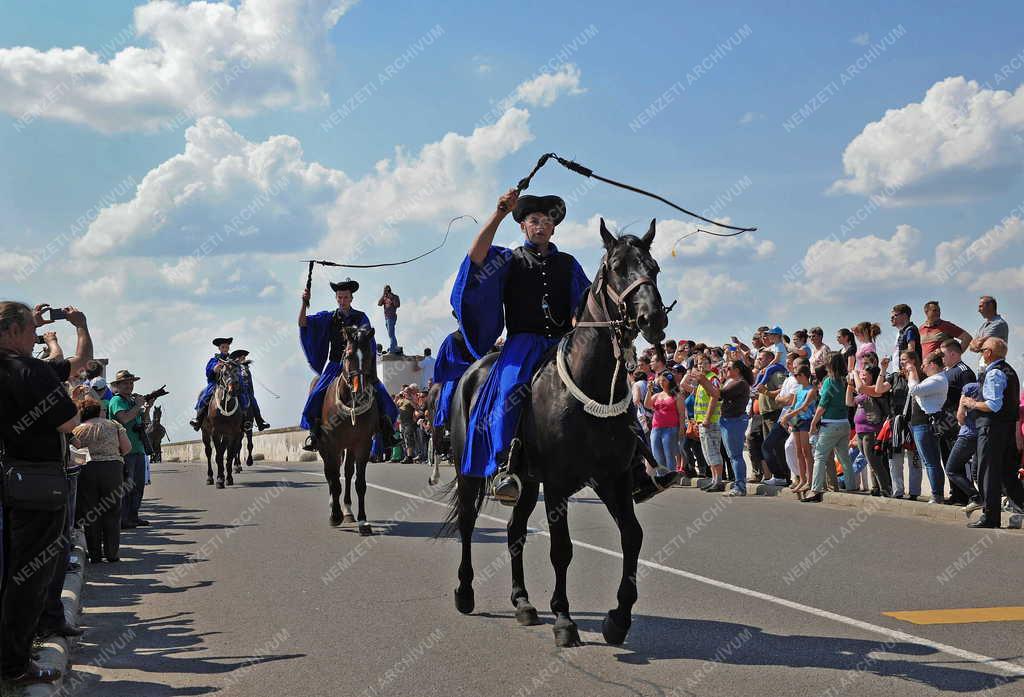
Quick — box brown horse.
[318,325,380,534]
[201,358,246,488]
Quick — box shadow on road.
[568,614,1020,693]
[65,499,304,696]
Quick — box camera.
[141,385,170,402]
[133,422,155,456]
[47,308,67,321]
[34,335,46,344]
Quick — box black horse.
[445,219,669,648]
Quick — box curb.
[674,476,1024,530]
[22,529,87,697]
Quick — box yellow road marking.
[884,607,1024,625]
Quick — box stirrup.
[492,472,522,507]
[302,434,318,452]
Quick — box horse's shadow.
[556,614,1018,693]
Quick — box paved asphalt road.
[68,460,1024,696]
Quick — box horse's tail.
[437,474,486,539]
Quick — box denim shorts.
[794,419,812,433]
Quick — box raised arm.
[299,288,310,327]
[65,307,94,376]
[469,189,518,265]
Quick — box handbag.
[889,384,913,452]
[2,460,68,510]
[928,410,959,442]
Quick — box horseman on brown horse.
[199,348,246,488]
[298,277,399,533]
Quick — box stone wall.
[162,426,318,463]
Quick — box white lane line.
[264,465,1024,677]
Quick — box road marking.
[263,465,1024,677]
[884,607,1024,625]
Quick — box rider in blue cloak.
[452,189,591,503]
[229,349,270,431]
[299,277,398,451]
[190,336,234,430]
[431,313,489,430]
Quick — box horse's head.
[342,325,377,383]
[216,360,241,395]
[153,405,162,421]
[598,218,669,345]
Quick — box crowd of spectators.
[629,296,1024,527]
[1,300,162,685]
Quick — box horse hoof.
[206,477,214,485]
[453,587,475,615]
[358,523,373,536]
[233,465,242,474]
[246,458,253,467]
[329,513,342,527]
[514,601,541,626]
[553,620,583,648]
[226,477,234,486]
[602,611,631,645]
[342,513,356,524]
[216,479,225,489]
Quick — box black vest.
[328,309,369,363]
[976,360,1019,427]
[504,246,576,339]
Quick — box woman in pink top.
[853,321,881,370]
[644,371,687,475]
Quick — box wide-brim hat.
[110,369,140,385]
[229,349,249,360]
[512,194,566,225]
[212,337,233,346]
[330,278,360,293]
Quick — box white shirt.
[418,356,436,388]
[908,372,948,415]
[777,375,800,418]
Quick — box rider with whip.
[299,277,398,451]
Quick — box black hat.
[212,337,233,346]
[512,195,566,225]
[330,278,360,293]
[229,349,249,360]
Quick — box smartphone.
[35,335,46,344]
[48,308,67,321]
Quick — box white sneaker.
[762,477,787,487]
[963,501,982,517]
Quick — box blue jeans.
[720,416,749,492]
[945,434,980,503]
[121,452,147,524]
[650,427,680,473]
[911,423,945,500]
[385,316,398,352]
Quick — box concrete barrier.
[163,426,313,463]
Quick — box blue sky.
[2,0,1023,438]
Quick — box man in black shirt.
[1,301,80,685]
[939,339,979,504]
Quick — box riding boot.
[379,415,397,447]
[189,408,205,431]
[630,432,681,504]
[492,438,523,506]
[302,420,320,452]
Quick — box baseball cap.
[768,326,783,336]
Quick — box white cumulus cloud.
[830,76,1024,204]
[0,0,357,133]
[512,63,586,107]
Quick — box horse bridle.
[573,255,669,371]
[215,358,240,416]
[338,330,374,422]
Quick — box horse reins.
[556,251,667,418]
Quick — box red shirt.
[920,319,966,358]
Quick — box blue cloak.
[299,308,398,429]
[451,243,589,477]
[195,354,223,410]
[431,331,475,428]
